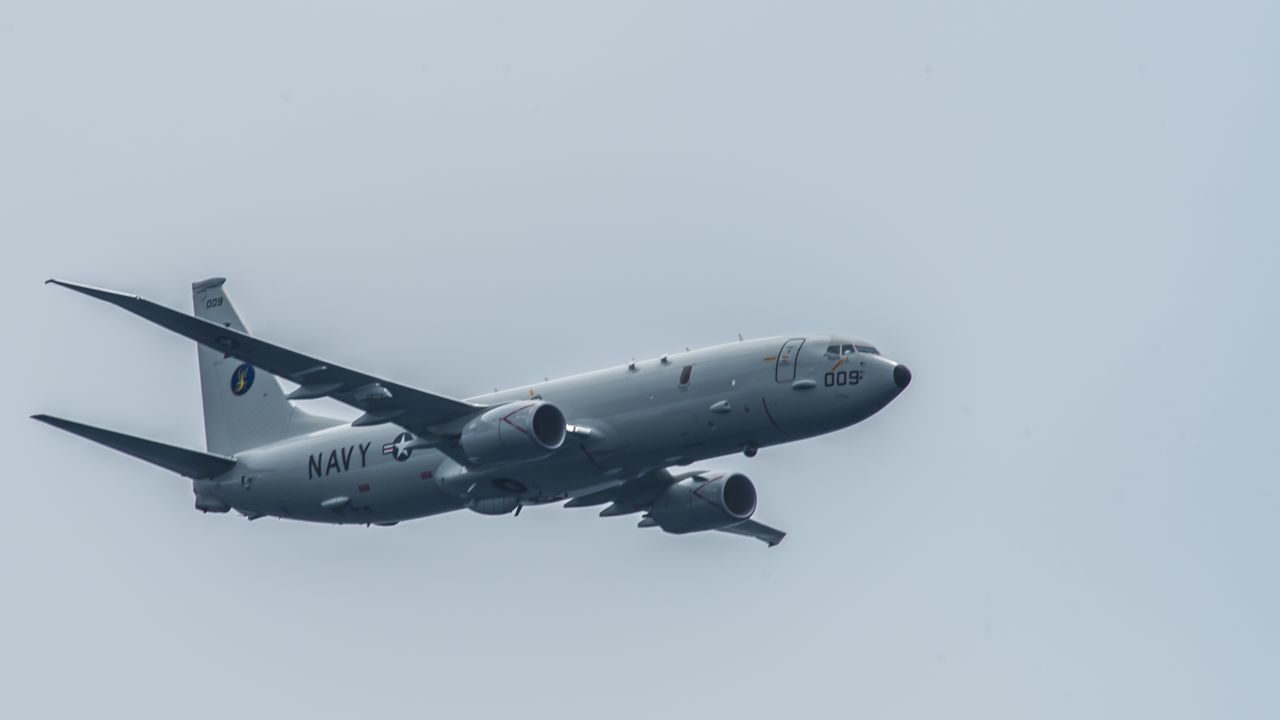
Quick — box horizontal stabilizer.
[32,414,237,479]
[717,519,787,547]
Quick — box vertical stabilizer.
[192,278,339,453]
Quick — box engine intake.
[460,401,567,465]
[648,472,757,534]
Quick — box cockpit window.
[827,341,878,355]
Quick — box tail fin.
[192,278,339,453]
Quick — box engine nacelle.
[648,472,757,534]
[459,401,567,465]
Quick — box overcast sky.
[2,2,1276,718]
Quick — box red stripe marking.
[358,483,371,492]
[501,404,534,436]
[691,474,724,507]
[420,471,433,480]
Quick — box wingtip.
[42,278,138,302]
[45,278,78,291]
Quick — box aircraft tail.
[191,278,340,454]
[31,414,237,479]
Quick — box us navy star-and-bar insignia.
[230,363,255,396]
[382,432,414,462]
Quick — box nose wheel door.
[775,338,805,382]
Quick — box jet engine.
[647,472,757,534]
[459,401,567,465]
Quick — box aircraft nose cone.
[893,364,912,390]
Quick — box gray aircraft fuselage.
[207,336,910,525]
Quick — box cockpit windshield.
[825,340,880,356]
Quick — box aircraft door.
[775,338,805,382]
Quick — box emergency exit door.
[775,338,805,382]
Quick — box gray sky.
[2,2,1276,717]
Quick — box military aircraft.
[33,278,911,546]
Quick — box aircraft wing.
[567,468,787,547]
[47,279,483,437]
[716,519,787,547]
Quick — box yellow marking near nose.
[763,355,777,362]
[830,357,848,372]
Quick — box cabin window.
[679,365,693,387]
[855,344,879,355]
